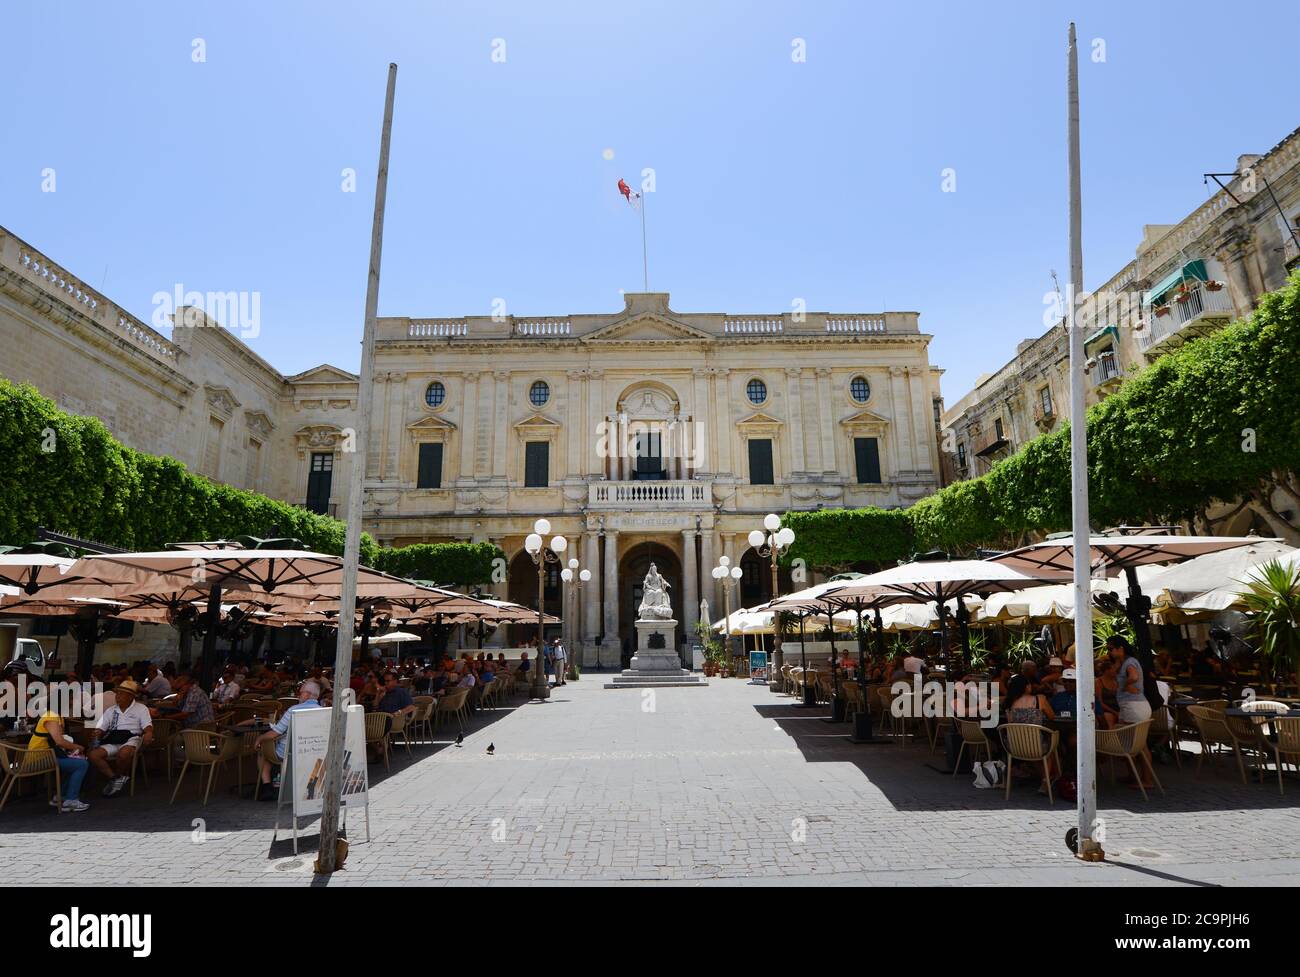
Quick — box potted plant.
[1239,559,1300,685]
[1174,282,1194,304]
[1154,301,1171,317]
[1204,279,1225,292]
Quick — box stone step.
[603,678,710,689]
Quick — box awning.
[1144,259,1208,306]
[1083,324,1118,349]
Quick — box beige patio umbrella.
[354,629,421,646]
[0,552,191,598]
[1177,547,1300,618]
[989,532,1279,662]
[1146,539,1295,621]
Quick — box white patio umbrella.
[1178,548,1300,617]
[989,532,1279,661]
[1145,540,1295,620]
[822,556,1060,666]
[354,629,421,646]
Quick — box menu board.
[285,705,367,817]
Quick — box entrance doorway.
[618,541,682,667]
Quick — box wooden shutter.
[417,442,443,489]
[748,439,774,485]
[525,441,549,487]
[854,437,881,484]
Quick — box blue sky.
[3,0,1296,399]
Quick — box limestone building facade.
[942,125,1300,543]
[1,226,947,664]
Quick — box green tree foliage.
[788,272,1300,568]
[371,542,502,587]
[0,379,501,583]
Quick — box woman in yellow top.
[27,709,91,812]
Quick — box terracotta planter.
[1154,305,1171,317]
[1205,280,1224,292]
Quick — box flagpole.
[640,190,649,291]
[318,62,396,874]
[1066,24,1102,863]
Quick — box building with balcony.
[364,291,946,661]
[941,124,1300,540]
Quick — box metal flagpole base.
[847,712,876,743]
[793,686,819,709]
[822,695,847,723]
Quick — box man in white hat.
[87,679,155,797]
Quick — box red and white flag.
[617,177,641,210]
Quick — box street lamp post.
[559,558,592,676]
[524,518,567,700]
[710,556,744,668]
[748,513,795,694]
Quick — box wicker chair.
[0,742,61,813]
[435,689,470,734]
[388,711,412,757]
[365,712,392,770]
[170,730,240,805]
[140,717,181,783]
[1096,719,1163,801]
[952,718,991,777]
[1265,717,1300,796]
[1223,713,1273,785]
[839,682,865,722]
[999,723,1060,804]
[1147,705,1180,768]
[1187,705,1247,783]
[410,697,435,743]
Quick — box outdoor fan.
[1092,590,1124,616]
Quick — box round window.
[850,375,871,403]
[424,380,446,408]
[529,380,550,408]
[746,377,767,405]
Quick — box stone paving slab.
[2,677,1298,885]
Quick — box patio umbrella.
[354,629,421,646]
[1145,540,1295,621]
[766,581,874,709]
[990,531,1277,666]
[1178,547,1300,617]
[823,554,1060,670]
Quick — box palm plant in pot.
[1239,559,1300,686]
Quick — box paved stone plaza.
[3,678,1298,886]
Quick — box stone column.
[602,530,620,658]
[699,528,717,621]
[491,371,509,481]
[816,367,836,474]
[716,370,734,475]
[565,370,583,478]
[582,530,600,662]
[780,366,800,472]
[681,528,698,641]
[458,371,478,483]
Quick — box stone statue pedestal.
[605,619,708,689]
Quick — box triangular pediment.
[582,313,714,343]
[406,414,457,433]
[736,411,784,428]
[513,412,562,431]
[287,364,359,385]
[839,408,892,427]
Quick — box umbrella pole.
[849,603,874,743]
[825,607,845,722]
[1123,566,1155,671]
[795,613,816,708]
[196,585,223,690]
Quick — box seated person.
[87,680,154,798]
[26,703,91,812]
[518,651,531,676]
[1153,646,1174,676]
[253,680,320,801]
[376,671,415,717]
[141,663,171,698]
[213,668,242,705]
[153,671,213,729]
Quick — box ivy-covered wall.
[786,272,1300,570]
[0,380,501,586]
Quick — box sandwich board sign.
[274,704,369,853]
[749,651,769,684]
